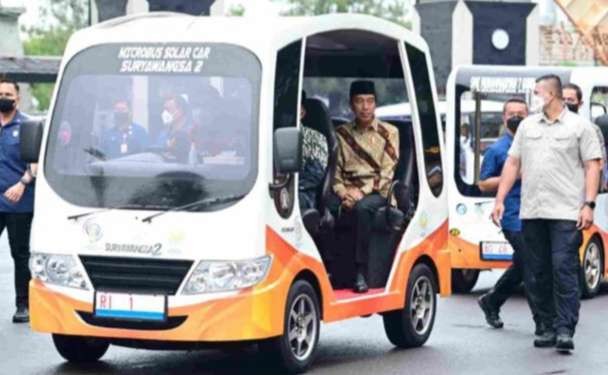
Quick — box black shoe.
[12,306,29,323]
[477,294,503,328]
[534,331,557,348]
[555,333,574,353]
[353,273,369,293]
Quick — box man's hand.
[346,187,364,202]
[4,182,25,204]
[341,187,364,210]
[491,201,505,227]
[577,206,594,230]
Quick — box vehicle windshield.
[45,43,261,211]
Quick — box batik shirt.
[333,119,399,198]
[300,125,328,191]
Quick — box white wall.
[452,0,473,68]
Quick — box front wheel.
[52,334,109,363]
[258,279,321,374]
[451,268,479,293]
[580,238,603,299]
[383,263,437,348]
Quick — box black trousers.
[485,230,542,325]
[328,192,385,267]
[0,212,33,308]
[523,219,582,335]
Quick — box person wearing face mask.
[101,99,148,158]
[493,75,603,353]
[0,79,35,323]
[156,95,192,163]
[476,98,542,334]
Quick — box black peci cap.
[350,80,376,99]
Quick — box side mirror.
[274,127,301,174]
[20,120,44,163]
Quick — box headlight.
[29,253,90,290]
[183,256,271,294]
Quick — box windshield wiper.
[67,204,146,221]
[141,195,245,223]
[83,147,107,161]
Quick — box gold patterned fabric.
[333,119,399,198]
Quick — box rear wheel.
[383,263,437,348]
[451,268,479,293]
[52,334,109,363]
[580,238,603,299]
[258,279,320,374]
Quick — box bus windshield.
[45,43,261,211]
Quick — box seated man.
[329,80,399,293]
[299,91,329,212]
[101,99,148,158]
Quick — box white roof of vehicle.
[62,13,428,63]
[376,99,503,117]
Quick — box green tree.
[22,0,89,111]
[276,0,411,28]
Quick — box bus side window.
[272,40,303,218]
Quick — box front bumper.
[29,264,289,342]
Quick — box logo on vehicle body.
[104,242,163,256]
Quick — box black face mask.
[114,111,130,126]
[566,102,579,113]
[507,115,524,134]
[0,98,15,114]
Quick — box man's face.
[113,101,131,126]
[503,101,528,125]
[351,94,376,124]
[0,82,19,109]
[563,88,581,108]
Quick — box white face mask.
[161,110,174,125]
[530,94,545,114]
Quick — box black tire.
[383,263,437,348]
[52,334,109,363]
[258,279,321,374]
[580,238,603,299]
[451,268,480,294]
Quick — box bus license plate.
[94,292,166,321]
[481,241,513,261]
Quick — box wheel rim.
[584,242,602,290]
[288,294,318,361]
[409,276,434,335]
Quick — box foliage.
[228,4,246,16]
[276,0,411,28]
[22,0,89,111]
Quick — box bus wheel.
[383,263,437,348]
[258,279,320,374]
[580,238,603,299]
[451,269,479,293]
[52,334,109,363]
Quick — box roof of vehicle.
[376,99,503,117]
[63,13,428,62]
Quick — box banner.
[554,0,608,65]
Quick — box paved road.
[1,234,607,375]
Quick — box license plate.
[94,292,166,321]
[480,241,513,261]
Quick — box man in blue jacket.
[477,98,541,334]
[0,79,35,323]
